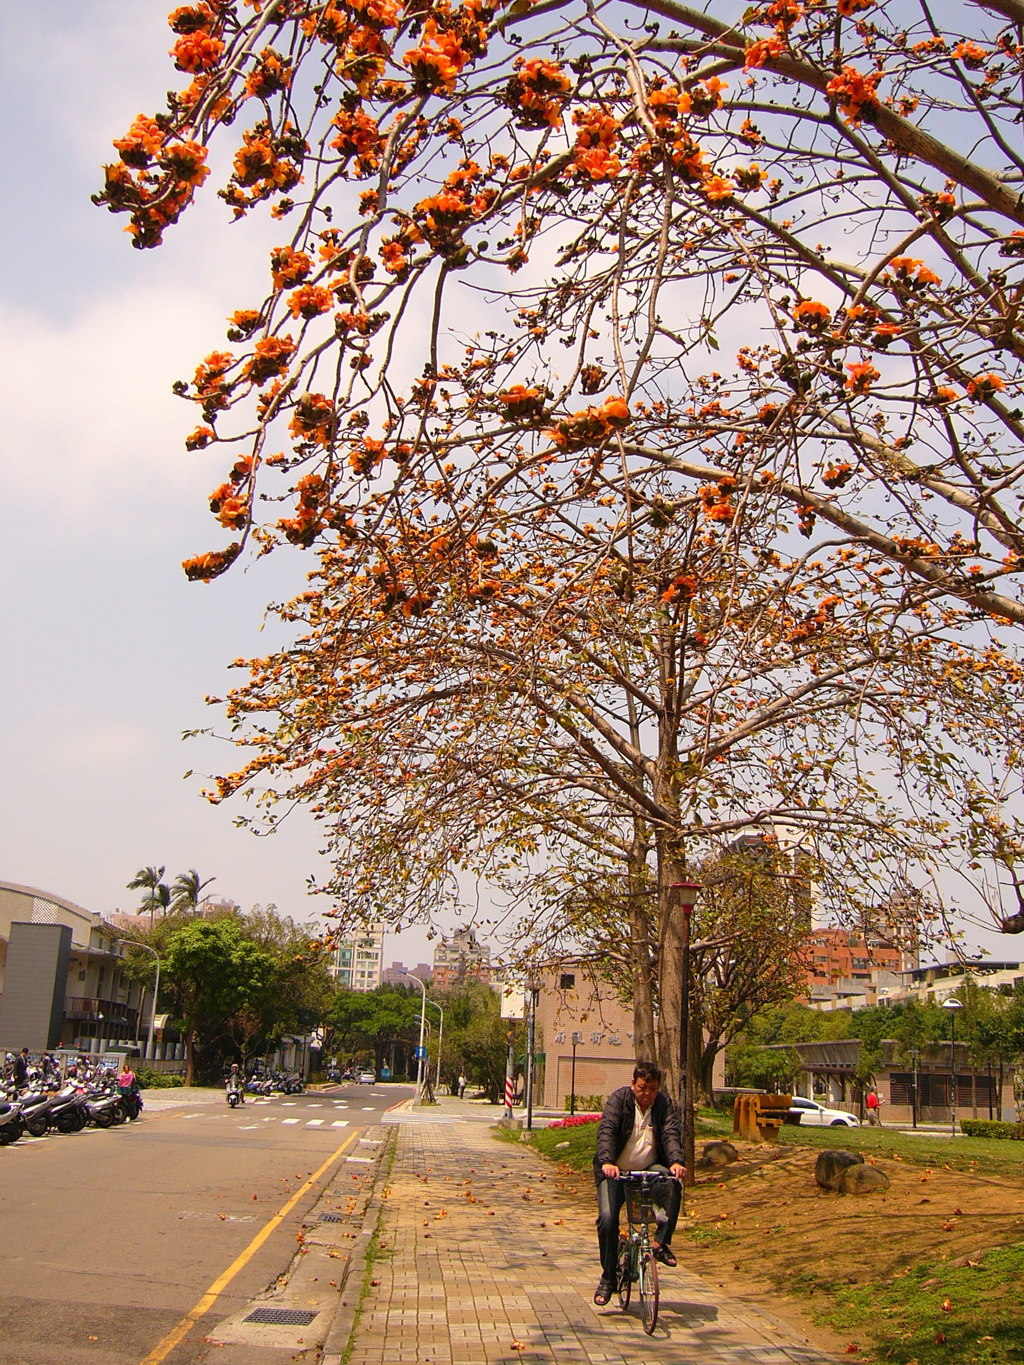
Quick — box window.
[560,973,575,989]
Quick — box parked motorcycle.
[0,1094,25,1145]
[17,1083,87,1136]
[83,1085,124,1129]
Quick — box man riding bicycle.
[592,1061,686,1305]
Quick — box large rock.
[698,1140,740,1169]
[839,1163,890,1196]
[815,1148,864,1191]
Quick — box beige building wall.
[535,961,639,1110]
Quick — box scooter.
[83,1085,124,1128]
[226,1078,244,1108]
[0,1094,25,1145]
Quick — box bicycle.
[614,1171,679,1334]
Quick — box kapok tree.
[101,2,1024,937]
[201,484,1024,1100]
[98,1,1024,614]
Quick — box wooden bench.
[732,1093,793,1143]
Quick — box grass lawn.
[514,1115,1024,1363]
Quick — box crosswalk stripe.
[306,1119,324,1127]
[330,1120,349,1128]
[282,1118,301,1125]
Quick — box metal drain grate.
[321,1212,345,1222]
[243,1308,319,1326]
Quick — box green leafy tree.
[326,985,423,1076]
[725,1044,801,1093]
[162,918,277,1083]
[432,982,517,1099]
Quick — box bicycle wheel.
[615,1239,632,1310]
[638,1247,659,1334]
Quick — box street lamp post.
[425,997,444,1093]
[570,1031,583,1115]
[671,879,702,1183]
[400,970,428,1100]
[909,1047,920,1130]
[116,940,160,1061]
[943,997,963,1137]
[525,980,540,1131]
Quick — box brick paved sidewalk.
[342,1112,843,1365]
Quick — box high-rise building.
[381,960,432,987]
[431,926,492,991]
[330,923,385,991]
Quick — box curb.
[319,1126,397,1365]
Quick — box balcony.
[63,996,138,1027]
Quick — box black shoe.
[654,1246,677,1267]
[593,1277,613,1306]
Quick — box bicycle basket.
[623,1179,661,1225]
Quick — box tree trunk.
[628,828,656,1061]
[184,1025,196,1086]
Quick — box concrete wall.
[0,922,73,1049]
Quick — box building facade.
[0,881,147,1052]
[330,923,385,991]
[380,960,432,987]
[802,926,914,1007]
[532,960,640,1110]
[431,926,493,991]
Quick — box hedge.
[958,1118,1024,1140]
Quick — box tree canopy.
[102,0,1024,938]
[122,903,333,1082]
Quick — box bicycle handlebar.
[614,1171,682,1182]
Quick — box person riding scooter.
[226,1063,245,1106]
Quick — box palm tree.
[170,868,216,915]
[127,866,170,927]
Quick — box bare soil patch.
[681,1140,1024,1355]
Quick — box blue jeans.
[595,1166,680,1279]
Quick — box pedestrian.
[592,1061,686,1306]
[13,1048,29,1089]
[117,1061,141,1120]
[866,1087,882,1126]
[458,1073,467,1098]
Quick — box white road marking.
[330,1120,350,1128]
[346,1156,372,1163]
[306,1119,324,1127]
[282,1118,301,1125]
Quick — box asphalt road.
[0,1083,412,1365]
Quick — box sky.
[0,3,437,963]
[0,4,1018,971]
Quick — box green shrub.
[135,1068,185,1089]
[959,1118,1024,1140]
[564,1093,604,1112]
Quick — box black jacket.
[593,1085,683,1183]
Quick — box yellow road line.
[139,1130,359,1364]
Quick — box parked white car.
[788,1096,859,1127]
[357,1070,376,1084]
